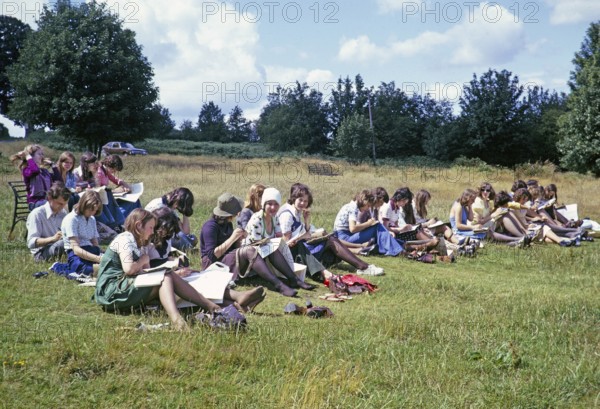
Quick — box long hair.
[458,189,477,207]
[151,207,181,252]
[414,189,431,219]
[166,187,194,217]
[125,208,156,247]
[57,151,76,183]
[244,183,266,212]
[79,152,98,183]
[11,144,43,170]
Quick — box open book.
[305,232,333,245]
[427,219,445,229]
[112,182,144,203]
[492,208,510,221]
[177,263,233,307]
[92,186,109,205]
[472,227,489,234]
[133,259,179,288]
[536,198,556,211]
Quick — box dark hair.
[414,189,431,219]
[166,187,194,217]
[151,207,181,251]
[545,184,558,201]
[101,154,123,171]
[75,190,102,217]
[392,187,413,203]
[47,182,71,201]
[355,189,375,209]
[511,179,527,192]
[372,187,389,204]
[287,183,313,207]
[526,179,539,187]
[494,191,512,208]
[79,152,98,183]
[478,182,495,200]
[513,188,531,203]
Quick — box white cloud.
[338,2,525,66]
[547,0,600,25]
[447,3,525,65]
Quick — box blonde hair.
[75,190,103,217]
[244,183,266,212]
[10,144,43,170]
[125,208,156,247]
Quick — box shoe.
[358,244,376,256]
[559,240,572,247]
[50,262,70,276]
[357,264,385,276]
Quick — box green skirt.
[94,248,153,311]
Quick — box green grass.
[0,146,599,408]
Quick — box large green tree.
[558,21,600,175]
[257,82,330,154]
[197,101,228,142]
[332,112,372,164]
[7,1,158,153]
[226,105,252,142]
[458,69,528,165]
[0,15,31,117]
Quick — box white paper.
[256,237,284,259]
[176,269,233,307]
[142,259,178,274]
[92,186,109,205]
[114,182,144,203]
[134,270,166,287]
[556,204,578,221]
[428,220,444,228]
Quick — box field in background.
[1,141,599,408]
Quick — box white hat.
[261,187,281,208]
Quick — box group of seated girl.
[12,145,141,235]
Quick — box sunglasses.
[481,188,491,192]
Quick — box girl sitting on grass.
[278,183,383,278]
[149,206,266,312]
[333,189,402,256]
[243,187,316,293]
[59,190,104,278]
[95,209,222,331]
[145,187,198,250]
[203,191,304,297]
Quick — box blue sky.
[1,0,599,136]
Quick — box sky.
[1,0,599,136]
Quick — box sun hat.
[213,193,243,217]
[261,187,281,208]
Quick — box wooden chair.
[8,181,30,240]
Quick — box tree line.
[1,2,599,174]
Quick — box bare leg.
[488,231,521,243]
[501,215,527,236]
[157,273,188,331]
[541,226,570,244]
[169,272,221,312]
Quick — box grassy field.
[1,140,599,408]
